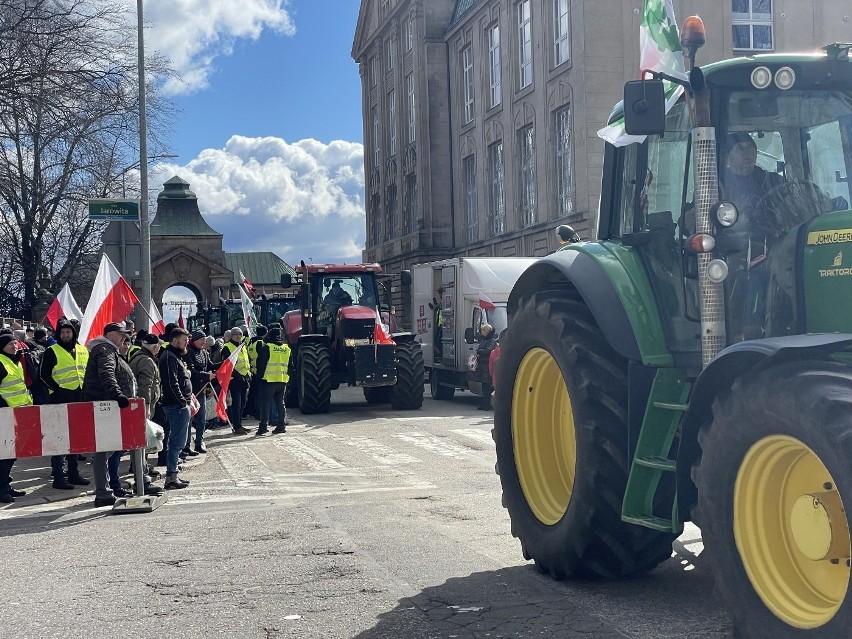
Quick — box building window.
[370,194,381,246]
[370,56,378,87]
[461,46,475,124]
[518,1,533,89]
[488,24,501,108]
[405,16,414,52]
[386,185,398,240]
[553,0,569,66]
[372,108,380,168]
[388,90,397,157]
[463,155,478,243]
[518,124,536,228]
[732,0,773,51]
[488,141,505,236]
[406,74,416,143]
[387,36,396,70]
[404,174,417,234]
[554,104,573,217]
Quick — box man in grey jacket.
[82,322,136,507]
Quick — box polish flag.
[240,270,256,298]
[239,284,255,338]
[45,283,84,329]
[215,343,244,423]
[478,291,497,312]
[189,393,201,418]
[78,254,139,344]
[149,300,166,336]
[177,305,185,329]
[374,311,395,345]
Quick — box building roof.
[225,252,296,287]
[150,175,222,237]
[450,0,486,27]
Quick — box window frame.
[554,104,573,217]
[517,1,533,90]
[488,23,502,108]
[405,16,414,52]
[488,140,506,236]
[387,35,396,71]
[462,45,475,124]
[518,124,537,228]
[463,154,478,243]
[406,74,416,143]
[732,0,773,52]
[553,0,570,67]
[372,108,381,168]
[388,90,397,158]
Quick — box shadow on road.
[354,560,731,639]
[0,502,108,538]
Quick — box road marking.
[216,443,275,487]
[392,432,475,459]
[334,434,421,466]
[273,437,344,471]
[451,428,495,448]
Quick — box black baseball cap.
[103,322,129,335]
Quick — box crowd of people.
[0,318,292,507]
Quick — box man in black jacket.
[82,322,136,507]
[183,329,215,455]
[159,327,193,489]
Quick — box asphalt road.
[0,387,731,638]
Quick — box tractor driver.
[319,280,353,336]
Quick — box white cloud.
[150,136,366,268]
[141,0,296,94]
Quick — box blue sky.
[138,0,367,319]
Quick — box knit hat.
[33,328,48,341]
[204,336,215,348]
[190,329,206,342]
[255,325,268,337]
[266,328,283,343]
[0,334,16,351]
[140,333,160,345]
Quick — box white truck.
[410,257,538,400]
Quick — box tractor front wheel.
[695,361,852,637]
[391,340,424,410]
[493,289,676,580]
[297,342,332,414]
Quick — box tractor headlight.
[775,66,796,90]
[706,259,729,283]
[712,201,739,228]
[688,233,716,253]
[344,338,357,347]
[751,66,772,89]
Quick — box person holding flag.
[220,326,252,435]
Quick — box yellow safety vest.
[224,342,250,376]
[262,343,291,383]
[0,356,32,407]
[128,344,141,360]
[248,340,260,374]
[49,343,89,391]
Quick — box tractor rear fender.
[390,332,417,345]
[295,334,330,347]
[676,333,852,517]
[507,245,673,367]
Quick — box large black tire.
[429,368,455,400]
[297,342,331,414]
[363,386,392,404]
[694,361,852,637]
[391,340,424,410]
[493,289,676,580]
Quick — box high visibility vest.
[224,342,250,376]
[0,355,32,407]
[262,343,291,383]
[128,344,141,360]
[248,340,260,374]
[49,343,89,391]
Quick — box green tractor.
[494,19,852,638]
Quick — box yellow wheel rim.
[735,435,851,629]
[511,347,576,526]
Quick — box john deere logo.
[819,251,852,278]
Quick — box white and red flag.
[189,393,201,418]
[240,270,256,298]
[478,291,497,312]
[239,284,256,338]
[45,283,84,329]
[149,300,166,335]
[374,311,395,345]
[215,342,244,423]
[177,305,185,329]
[78,254,139,344]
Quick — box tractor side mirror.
[623,79,666,136]
[400,270,412,287]
[280,274,292,288]
[464,327,475,344]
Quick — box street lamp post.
[137,0,151,327]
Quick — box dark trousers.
[0,458,15,494]
[227,375,249,430]
[50,454,80,477]
[480,381,493,409]
[247,376,262,417]
[258,381,287,428]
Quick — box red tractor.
[281,262,424,414]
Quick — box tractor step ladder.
[622,368,691,533]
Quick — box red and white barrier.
[0,399,146,460]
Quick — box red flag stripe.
[67,402,97,454]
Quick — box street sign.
[88,198,140,221]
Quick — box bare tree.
[0,0,175,314]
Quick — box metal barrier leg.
[133,448,145,497]
[110,447,167,514]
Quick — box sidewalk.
[1,419,259,510]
